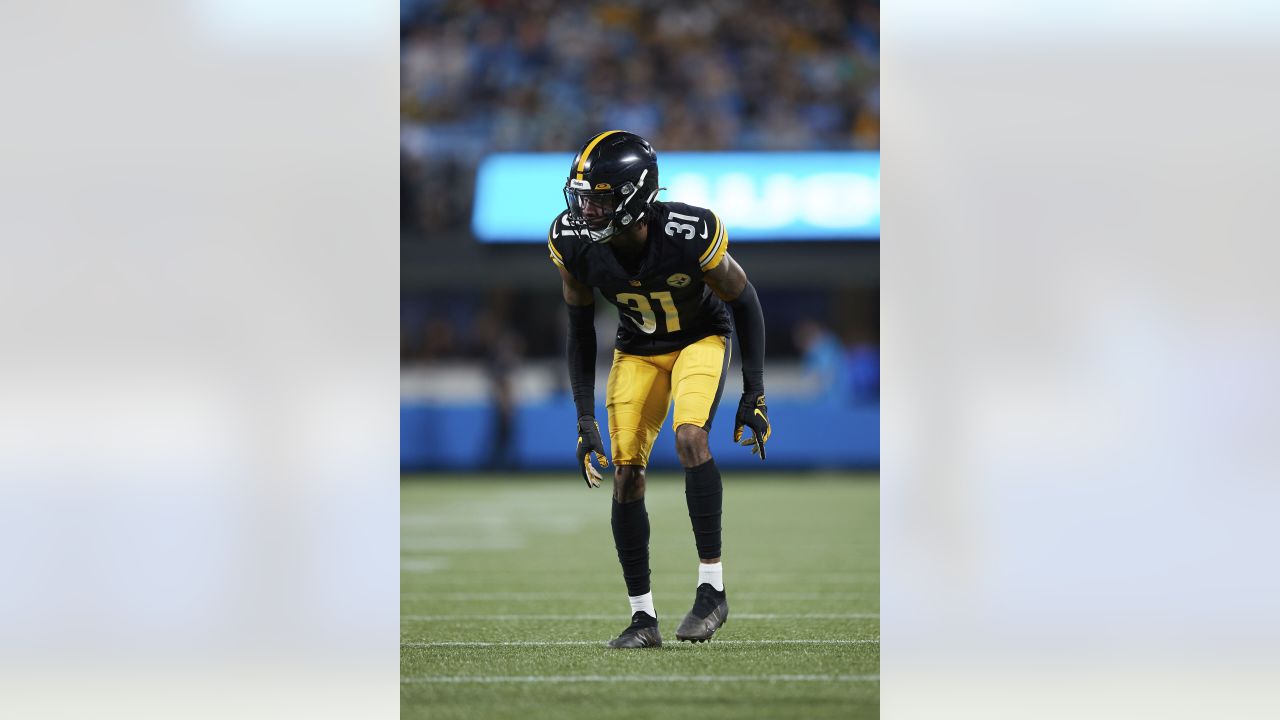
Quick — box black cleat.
[605,611,662,649]
[676,583,729,643]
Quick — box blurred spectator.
[466,293,525,468]
[486,329,523,469]
[845,339,880,404]
[401,0,880,238]
[793,319,851,404]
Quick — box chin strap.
[588,223,620,243]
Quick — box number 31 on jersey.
[616,291,681,334]
[663,211,703,240]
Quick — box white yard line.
[401,591,874,600]
[404,572,878,584]
[401,673,880,684]
[402,612,878,621]
[403,639,877,647]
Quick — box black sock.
[611,498,651,597]
[684,458,722,560]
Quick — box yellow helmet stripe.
[575,130,623,180]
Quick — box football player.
[548,130,770,648]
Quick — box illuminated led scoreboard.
[471,152,880,242]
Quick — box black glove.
[576,415,609,487]
[733,392,770,460]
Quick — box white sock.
[698,561,724,591]
[628,592,656,618]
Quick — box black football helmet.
[563,130,661,243]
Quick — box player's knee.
[613,465,646,503]
[674,424,711,467]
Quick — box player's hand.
[576,415,609,487]
[733,392,770,460]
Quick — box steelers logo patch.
[667,273,691,288]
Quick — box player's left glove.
[733,391,770,460]
[576,415,609,488]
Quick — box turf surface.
[402,473,879,719]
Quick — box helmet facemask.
[563,177,646,243]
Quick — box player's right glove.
[733,392,770,460]
[576,415,609,488]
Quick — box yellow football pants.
[605,334,731,467]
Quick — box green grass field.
[402,473,879,719]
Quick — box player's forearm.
[566,302,597,418]
[728,283,765,394]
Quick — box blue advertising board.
[472,152,879,242]
[402,398,879,471]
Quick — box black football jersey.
[548,201,733,356]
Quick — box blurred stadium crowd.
[401,0,879,232]
[400,0,879,410]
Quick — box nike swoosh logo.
[552,225,560,238]
[623,313,656,334]
[700,221,708,239]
